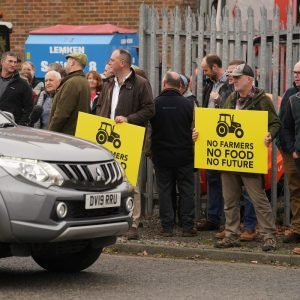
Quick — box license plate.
[85,192,121,209]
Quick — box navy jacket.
[282,92,300,153]
[150,88,194,167]
[202,77,233,108]
[277,83,300,152]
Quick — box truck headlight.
[0,156,64,187]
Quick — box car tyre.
[32,245,102,273]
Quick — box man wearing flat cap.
[48,53,90,135]
[214,63,281,252]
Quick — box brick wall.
[1,0,197,60]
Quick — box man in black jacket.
[151,71,196,237]
[279,61,300,244]
[0,52,33,125]
[197,54,231,232]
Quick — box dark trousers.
[206,169,223,225]
[155,163,195,231]
[171,183,181,225]
[285,154,300,233]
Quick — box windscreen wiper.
[0,123,15,128]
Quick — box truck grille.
[56,161,123,190]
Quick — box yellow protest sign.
[75,112,145,185]
[194,108,268,174]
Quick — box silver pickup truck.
[0,111,133,272]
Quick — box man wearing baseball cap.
[48,53,90,135]
[214,63,281,251]
[231,63,254,77]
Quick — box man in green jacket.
[49,53,90,135]
[214,64,281,251]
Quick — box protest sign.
[76,112,145,185]
[194,108,268,174]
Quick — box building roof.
[30,24,137,35]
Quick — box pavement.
[106,209,300,267]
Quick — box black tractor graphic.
[216,113,244,138]
[96,122,121,148]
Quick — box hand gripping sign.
[75,112,145,185]
[194,108,268,174]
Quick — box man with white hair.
[277,61,300,245]
[35,70,61,129]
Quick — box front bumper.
[0,171,133,243]
[11,220,130,242]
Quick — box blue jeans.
[206,170,223,225]
[242,190,257,231]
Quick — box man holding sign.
[96,49,154,240]
[214,64,281,251]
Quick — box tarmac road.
[0,254,299,300]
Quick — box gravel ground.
[117,207,298,256]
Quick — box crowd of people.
[0,50,300,254]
